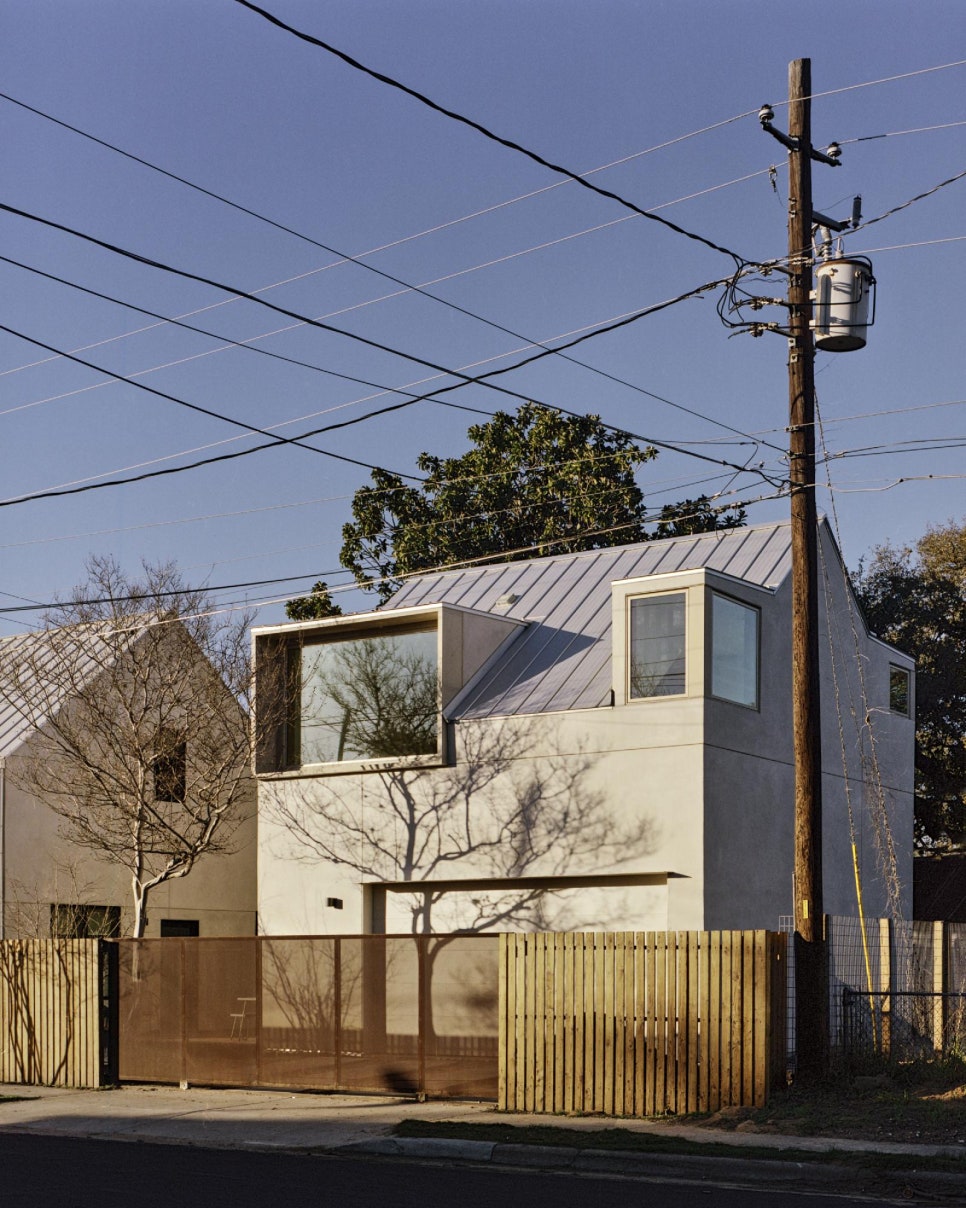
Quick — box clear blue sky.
[1,0,963,635]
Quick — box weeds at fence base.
[698,1055,966,1146]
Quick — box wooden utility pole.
[786,57,827,1076]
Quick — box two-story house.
[254,520,914,936]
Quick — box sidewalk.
[1,1081,964,1162]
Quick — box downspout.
[0,758,6,939]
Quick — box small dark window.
[51,904,121,938]
[889,665,911,716]
[326,897,344,910]
[153,732,187,803]
[160,919,199,937]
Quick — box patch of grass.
[713,1057,966,1147]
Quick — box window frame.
[626,590,689,702]
[160,919,200,937]
[280,619,445,775]
[708,589,761,711]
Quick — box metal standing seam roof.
[0,621,144,759]
[379,520,794,719]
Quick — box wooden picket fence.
[499,930,786,1115]
[0,940,110,1087]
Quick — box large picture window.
[628,593,686,699]
[299,626,439,765]
[710,592,759,708]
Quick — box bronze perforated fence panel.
[117,934,499,1098]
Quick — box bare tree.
[0,557,256,937]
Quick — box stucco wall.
[702,530,914,929]
[2,752,256,939]
[259,698,710,935]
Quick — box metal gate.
[116,934,499,1098]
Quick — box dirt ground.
[693,1059,966,1146]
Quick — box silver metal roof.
[0,622,141,759]
[381,521,793,719]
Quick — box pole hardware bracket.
[759,105,841,165]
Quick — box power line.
[0,458,751,557]
[845,119,966,143]
[0,90,774,433]
[826,473,966,494]
[3,246,780,453]
[0,319,424,482]
[0,492,352,550]
[233,0,753,266]
[854,166,966,232]
[0,270,783,508]
[0,85,778,450]
[5,202,762,454]
[0,487,780,617]
[806,57,966,101]
[0,200,582,417]
[856,234,966,254]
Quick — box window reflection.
[629,593,686,698]
[299,628,438,764]
[711,593,759,708]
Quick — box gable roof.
[380,520,794,719]
[0,620,144,759]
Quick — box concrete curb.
[340,1134,966,1201]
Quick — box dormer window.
[628,592,686,699]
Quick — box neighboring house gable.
[0,620,256,939]
[254,520,915,937]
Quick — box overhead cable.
[0,319,421,481]
[0,88,766,434]
[3,248,781,452]
[0,487,779,617]
[854,165,966,232]
[233,0,752,265]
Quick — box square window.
[628,593,686,699]
[889,665,911,716]
[299,626,439,764]
[711,593,760,708]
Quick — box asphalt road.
[0,1133,916,1207]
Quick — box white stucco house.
[254,519,915,936]
[0,619,257,939]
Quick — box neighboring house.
[0,619,256,939]
[254,520,915,936]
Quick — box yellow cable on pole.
[851,836,878,1053]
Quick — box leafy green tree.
[335,404,744,603]
[285,580,343,621]
[854,519,966,850]
[656,496,746,539]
